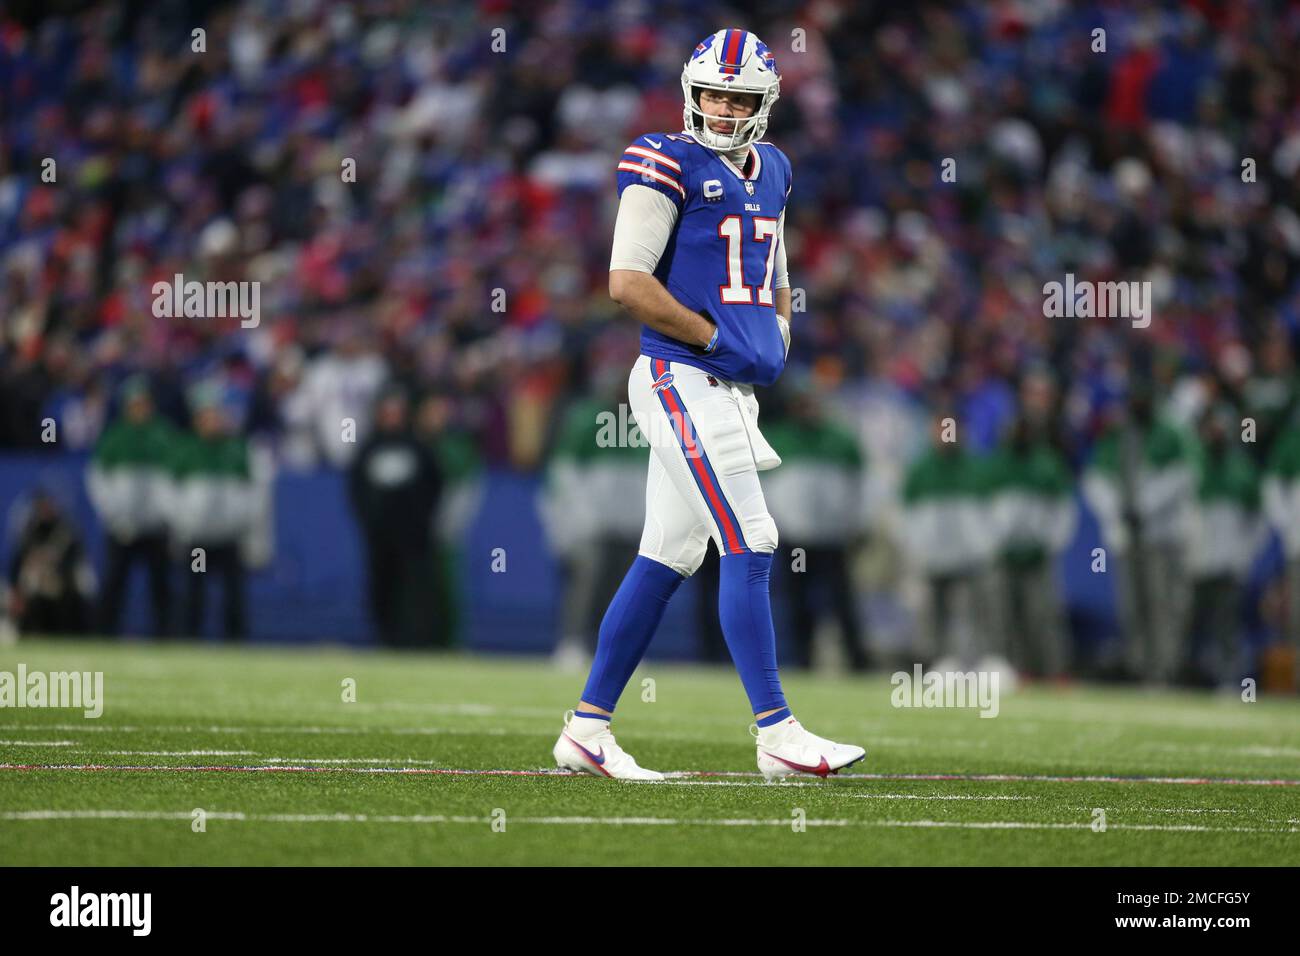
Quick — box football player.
[552,28,868,781]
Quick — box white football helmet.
[681,28,781,152]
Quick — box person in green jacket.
[897,415,1000,668]
[416,391,483,649]
[168,387,255,640]
[1186,405,1265,687]
[1264,411,1300,688]
[986,411,1077,680]
[762,385,870,671]
[539,379,647,669]
[1082,387,1196,684]
[87,376,178,637]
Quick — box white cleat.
[552,710,665,781]
[752,716,867,781]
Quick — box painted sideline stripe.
[0,763,1298,786]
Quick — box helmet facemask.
[681,76,779,152]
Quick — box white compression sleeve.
[609,184,680,274]
[773,207,789,290]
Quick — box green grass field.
[1,639,1298,866]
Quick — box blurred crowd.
[2,1,1299,682]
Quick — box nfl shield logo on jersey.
[744,181,755,195]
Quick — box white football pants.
[627,354,779,576]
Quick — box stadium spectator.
[764,378,871,671]
[416,389,483,648]
[169,385,256,640]
[6,489,95,636]
[1084,386,1197,684]
[897,414,998,668]
[1185,405,1265,687]
[1264,412,1300,687]
[348,386,442,647]
[538,368,642,668]
[86,375,176,637]
[985,372,1077,680]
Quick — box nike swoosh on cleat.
[563,733,607,767]
[765,753,831,777]
[645,137,662,149]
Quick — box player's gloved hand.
[776,314,790,359]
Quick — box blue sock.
[580,555,686,711]
[718,550,788,714]
[756,706,792,728]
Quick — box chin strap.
[686,122,757,161]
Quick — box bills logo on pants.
[628,355,779,576]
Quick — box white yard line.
[0,809,1295,833]
[2,761,1299,787]
[0,740,77,746]
[656,782,1033,797]
[0,722,510,736]
[844,793,1035,801]
[1142,742,1300,758]
[866,819,1300,833]
[97,750,257,756]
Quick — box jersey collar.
[684,130,762,181]
[718,146,761,182]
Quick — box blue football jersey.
[615,132,792,387]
